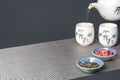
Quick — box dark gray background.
[0,0,119,48]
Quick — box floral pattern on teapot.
[114,6,120,15]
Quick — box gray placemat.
[0,38,120,79]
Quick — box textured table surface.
[0,38,120,79]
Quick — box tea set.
[75,0,120,73]
[76,0,120,47]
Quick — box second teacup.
[98,23,118,47]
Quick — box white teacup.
[75,22,94,46]
[99,23,118,47]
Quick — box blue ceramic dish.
[76,57,104,73]
[91,47,117,60]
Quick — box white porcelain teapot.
[88,0,120,21]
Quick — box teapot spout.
[88,3,101,10]
[88,3,94,9]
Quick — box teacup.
[98,23,118,47]
[75,22,94,46]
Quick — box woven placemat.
[0,38,119,79]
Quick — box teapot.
[88,0,120,21]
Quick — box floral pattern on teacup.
[76,29,92,44]
[99,30,117,45]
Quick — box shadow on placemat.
[71,69,120,80]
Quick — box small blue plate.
[76,57,104,73]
